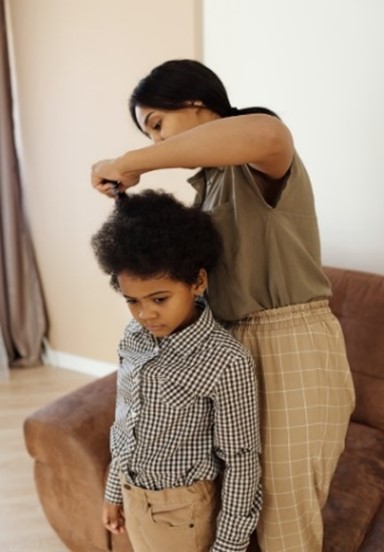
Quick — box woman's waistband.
[230,299,332,328]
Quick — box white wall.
[203,0,384,274]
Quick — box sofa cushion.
[323,422,384,551]
[324,267,384,432]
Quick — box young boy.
[91,190,262,552]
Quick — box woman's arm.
[91,114,294,196]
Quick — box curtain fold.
[0,0,48,372]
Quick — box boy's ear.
[194,268,208,296]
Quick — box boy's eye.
[124,297,167,305]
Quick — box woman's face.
[135,104,211,143]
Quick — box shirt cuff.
[104,465,123,505]
[212,499,260,552]
[211,536,250,552]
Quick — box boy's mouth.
[145,324,164,332]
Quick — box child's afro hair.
[91,189,222,291]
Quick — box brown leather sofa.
[24,266,384,552]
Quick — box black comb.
[101,179,125,199]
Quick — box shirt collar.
[188,167,225,208]
[187,166,225,188]
[124,304,217,359]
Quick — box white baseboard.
[43,340,116,377]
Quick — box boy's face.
[117,271,207,338]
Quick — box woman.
[91,59,355,552]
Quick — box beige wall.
[6,0,200,367]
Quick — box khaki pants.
[120,476,220,552]
[228,300,355,552]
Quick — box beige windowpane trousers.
[228,300,355,552]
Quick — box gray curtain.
[0,0,48,374]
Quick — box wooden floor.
[0,365,96,552]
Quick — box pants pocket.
[150,502,195,529]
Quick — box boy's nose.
[139,308,156,320]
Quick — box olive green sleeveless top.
[188,153,331,322]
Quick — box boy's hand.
[102,500,126,534]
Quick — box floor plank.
[0,365,96,551]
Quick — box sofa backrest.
[324,267,384,433]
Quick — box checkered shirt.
[105,304,262,551]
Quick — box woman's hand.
[102,501,126,534]
[91,158,141,197]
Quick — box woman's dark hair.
[129,59,279,131]
[91,190,222,291]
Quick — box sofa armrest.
[24,371,117,471]
[24,371,118,551]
